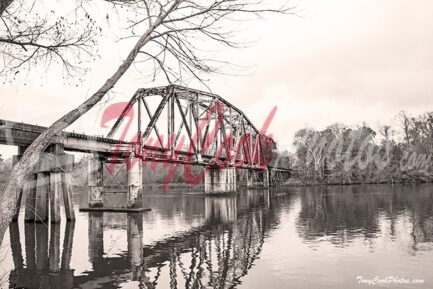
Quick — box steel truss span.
[107,85,275,170]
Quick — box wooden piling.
[50,172,61,223]
[24,173,37,222]
[61,173,75,221]
[35,173,49,222]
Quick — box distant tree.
[398,111,412,147]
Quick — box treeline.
[291,111,433,185]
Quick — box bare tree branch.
[0,0,295,245]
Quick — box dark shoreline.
[279,178,433,187]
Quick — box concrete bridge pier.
[127,159,143,208]
[204,167,236,194]
[14,144,75,223]
[88,157,103,208]
[84,156,148,212]
[246,168,270,188]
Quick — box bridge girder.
[107,85,274,169]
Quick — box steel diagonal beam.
[141,89,172,146]
[198,102,228,158]
[106,91,141,138]
[238,116,246,163]
[201,117,211,154]
[175,96,197,155]
[103,162,126,186]
[174,105,189,151]
[191,96,200,142]
[198,103,232,130]
[142,98,164,147]
[199,102,217,156]
[241,116,253,165]
[220,114,227,143]
[251,133,263,167]
[167,94,175,147]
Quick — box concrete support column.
[127,160,142,208]
[88,158,103,208]
[204,167,236,194]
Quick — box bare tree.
[0,0,13,16]
[0,0,294,244]
[379,124,393,160]
[398,110,412,147]
[0,1,103,79]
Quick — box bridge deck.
[0,119,260,168]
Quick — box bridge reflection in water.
[6,185,433,288]
[7,189,278,289]
[8,222,75,288]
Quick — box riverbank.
[281,170,433,187]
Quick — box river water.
[0,184,432,288]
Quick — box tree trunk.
[0,2,178,244]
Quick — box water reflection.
[6,189,281,289]
[297,185,433,250]
[9,221,75,288]
[5,185,433,289]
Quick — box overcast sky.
[1,0,433,156]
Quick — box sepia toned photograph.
[0,0,432,288]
